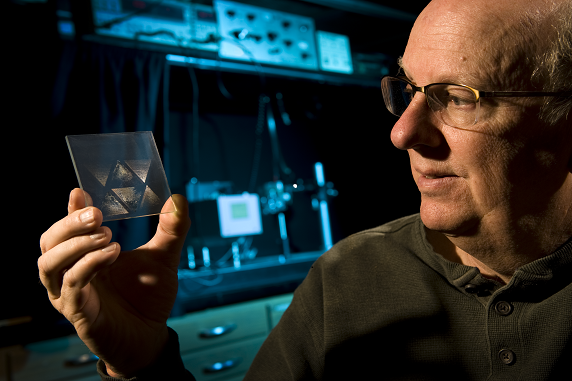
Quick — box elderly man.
[39,0,572,379]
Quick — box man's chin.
[419,200,479,237]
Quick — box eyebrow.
[396,56,477,88]
[396,56,412,80]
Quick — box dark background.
[4,0,427,346]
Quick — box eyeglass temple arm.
[480,90,572,98]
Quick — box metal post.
[315,162,333,251]
[202,247,211,268]
[278,212,291,257]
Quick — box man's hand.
[38,188,191,378]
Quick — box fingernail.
[80,210,94,224]
[90,231,106,240]
[102,243,116,253]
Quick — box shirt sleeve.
[243,260,327,380]
[96,327,196,381]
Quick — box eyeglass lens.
[381,77,480,128]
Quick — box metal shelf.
[166,54,381,87]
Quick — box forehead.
[401,0,541,90]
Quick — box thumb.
[146,194,191,261]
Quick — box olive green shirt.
[245,214,572,380]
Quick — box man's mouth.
[422,174,455,179]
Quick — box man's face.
[391,0,572,241]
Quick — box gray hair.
[532,1,572,125]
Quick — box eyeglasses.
[381,75,572,128]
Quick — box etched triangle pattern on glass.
[113,186,145,213]
[66,132,174,221]
[125,159,151,182]
[111,161,134,183]
[140,185,162,211]
[101,191,129,216]
[85,163,112,187]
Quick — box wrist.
[103,326,170,379]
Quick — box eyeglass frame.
[381,74,572,126]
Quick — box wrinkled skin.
[392,0,572,282]
[39,189,190,377]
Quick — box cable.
[215,237,255,266]
[217,71,234,100]
[276,92,291,125]
[187,65,200,184]
[133,28,187,48]
[217,36,267,93]
[184,271,224,287]
[163,55,171,182]
[178,269,224,287]
[249,94,269,192]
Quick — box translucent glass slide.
[66,132,175,222]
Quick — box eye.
[448,93,474,106]
[433,85,476,109]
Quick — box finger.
[39,226,112,298]
[68,188,93,215]
[59,242,121,317]
[40,206,103,254]
[145,194,191,265]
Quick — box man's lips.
[420,174,456,179]
[415,168,458,179]
[415,168,459,188]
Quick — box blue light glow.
[320,201,333,250]
[187,246,195,269]
[278,212,288,240]
[58,20,75,36]
[232,242,241,269]
[202,247,211,267]
[315,162,325,186]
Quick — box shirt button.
[494,301,513,316]
[464,284,479,294]
[499,349,516,365]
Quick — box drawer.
[168,301,268,353]
[181,336,265,381]
[5,294,293,381]
[12,336,98,381]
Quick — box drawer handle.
[64,353,99,367]
[203,357,242,373]
[199,323,237,338]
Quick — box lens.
[427,84,479,127]
[381,77,481,128]
[381,76,412,117]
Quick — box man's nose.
[390,93,443,150]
